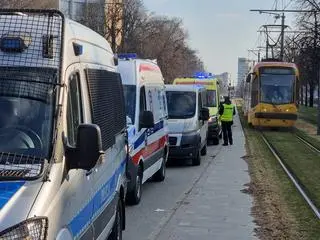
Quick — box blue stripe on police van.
[0,181,25,210]
[134,131,146,150]
[68,160,126,239]
[133,120,165,150]
[127,126,136,140]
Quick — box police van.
[0,10,127,240]
[118,54,169,205]
[165,85,210,166]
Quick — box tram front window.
[260,74,295,105]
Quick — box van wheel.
[153,158,166,182]
[212,137,220,145]
[126,166,142,205]
[108,200,123,240]
[200,143,207,156]
[192,148,201,166]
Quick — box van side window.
[67,73,83,146]
[162,92,168,117]
[201,91,208,107]
[140,86,146,114]
[198,93,202,113]
[251,76,259,107]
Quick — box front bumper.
[255,112,298,120]
[169,132,200,160]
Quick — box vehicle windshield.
[0,68,56,161]
[207,90,217,107]
[260,73,295,105]
[166,91,196,119]
[123,85,136,125]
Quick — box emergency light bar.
[193,72,214,79]
[117,53,137,59]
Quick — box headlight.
[209,116,218,123]
[0,217,48,240]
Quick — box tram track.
[294,132,320,154]
[260,131,320,220]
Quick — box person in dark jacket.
[219,96,236,146]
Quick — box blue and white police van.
[0,9,127,240]
[118,54,169,205]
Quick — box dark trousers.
[222,121,233,145]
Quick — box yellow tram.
[243,60,299,127]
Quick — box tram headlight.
[0,217,48,240]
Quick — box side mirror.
[114,56,119,66]
[139,110,154,129]
[200,107,210,121]
[64,124,103,171]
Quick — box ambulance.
[0,10,127,240]
[173,73,222,145]
[118,54,169,205]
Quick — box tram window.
[250,76,259,107]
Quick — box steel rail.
[261,133,320,220]
[295,135,320,154]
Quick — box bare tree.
[115,0,204,82]
[284,0,320,106]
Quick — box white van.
[0,10,127,240]
[118,54,169,205]
[165,85,210,166]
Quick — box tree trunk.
[300,83,303,104]
[309,83,314,107]
[305,84,308,106]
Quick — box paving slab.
[155,114,258,240]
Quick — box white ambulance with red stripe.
[118,54,169,205]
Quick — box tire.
[212,137,220,145]
[153,157,166,182]
[126,166,142,205]
[108,200,123,240]
[200,143,207,156]
[192,147,201,166]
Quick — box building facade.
[237,57,250,86]
[105,0,123,53]
[215,72,230,96]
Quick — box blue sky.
[144,0,295,84]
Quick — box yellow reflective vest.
[221,103,234,122]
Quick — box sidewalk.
[156,114,257,240]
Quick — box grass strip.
[298,105,318,125]
[238,107,320,240]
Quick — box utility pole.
[266,36,269,59]
[280,13,285,60]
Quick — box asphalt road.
[123,144,222,240]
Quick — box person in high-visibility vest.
[218,96,236,146]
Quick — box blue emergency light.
[0,37,26,53]
[194,72,215,79]
[117,53,137,59]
